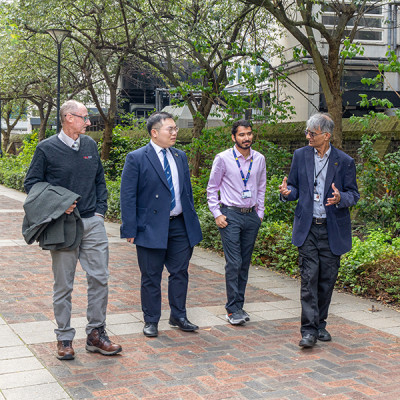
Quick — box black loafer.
[143,322,158,337]
[318,328,332,341]
[299,334,317,348]
[169,316,199,332]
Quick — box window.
[322,3,384,43]
[342,70,382,91]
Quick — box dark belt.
[312,217,327,225]
[170,213,183,220]
[221,204,255,214]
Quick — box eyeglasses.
[304,129,326,138]
[163,127,179,134]
[68,113,90,123]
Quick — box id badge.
[314,192,320,202]
[242,190,252,199]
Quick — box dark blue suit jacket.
[120,142,202,249]
[285,145,359,255]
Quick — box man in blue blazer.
[120,111,202,337]
[279,113,359,348]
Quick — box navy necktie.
[162,149,176,211]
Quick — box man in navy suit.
[120,111,202,337]
[279,113,359,348]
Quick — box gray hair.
[306,113,334,135]
[60,100,86,124]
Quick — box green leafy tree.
[122,0,284,175]
[15,0,143,159]
[243,0,382,148]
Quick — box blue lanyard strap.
[233,148,253,188]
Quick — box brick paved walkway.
[1,184,400,399]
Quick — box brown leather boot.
[86,326,122,356]
[57,340,75,360]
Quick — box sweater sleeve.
[24,147,47,194]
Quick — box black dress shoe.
[299,334,317,348]
[169,316,199,332]
[143,322,158,337]
[318,328,332,341]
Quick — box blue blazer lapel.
[324,146,339,198]
[145,143,170,190]
[305,146,315,197]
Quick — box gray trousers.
[219,207,261,313]
[50,216,109,340]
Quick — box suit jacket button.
[155,194,159,198]
[154,210,157,214]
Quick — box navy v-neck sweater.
[24,135,107,218]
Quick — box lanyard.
[232,148,253,188]
[314,155,330,187]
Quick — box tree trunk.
[190,115,207,177]
[2,128,10,152]
[326,94,343,149]
[3,107,23,152]
[38,106,46,141]
[101,117,114,160]
[3,114,13,152]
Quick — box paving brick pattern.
[31,318,400,400]
[0,211,24,240]
[0,195,23,209]
[2,190,400,399]
[0,213,280,324]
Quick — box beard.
[235,140,252,150]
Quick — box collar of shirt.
[58,130,80,148]
[150,139,170,157]
[234,145,254,161]
[314,144,331,161]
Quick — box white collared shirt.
[58,130,80,149]
[150,140,182,216]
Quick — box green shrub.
[252,221,298,275]
[0,133,38,191]
[263,175,296,224]
[106,178,121,221]
[196,205,223,252]
[355,134,400,233]
[339,229,400,298]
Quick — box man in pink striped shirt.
[207,120,267,325]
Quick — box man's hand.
[279,176,291,197]
[65,201,77,215]
[215,215,228,229]
[126,238,135,244]
[326,183,341,206]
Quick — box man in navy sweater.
[24,100,122,360]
